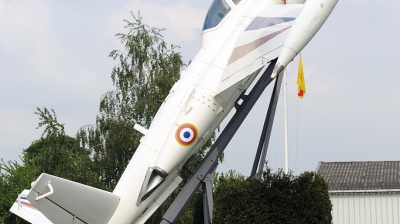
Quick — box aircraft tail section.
[25,173,120,224]
[10,190,53,224]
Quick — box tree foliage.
[0,158,35,224]
[1,107,99,223]
[25,108,99,186]
[107,12,183,127]
[213,168,332,224]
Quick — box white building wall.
[330,192,400,224]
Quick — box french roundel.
[175,123,198,147]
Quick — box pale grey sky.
[1,0,399,176]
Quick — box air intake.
[137,167,168,205]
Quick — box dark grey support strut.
[160,59,279,224]
[250,69,283,178]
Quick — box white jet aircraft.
[11,0,338,223]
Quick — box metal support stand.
[160,59,278,224]
[202,174,214,223]
[250,68,284,179]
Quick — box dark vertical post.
[250,71,283,178]
[202,174,214,224]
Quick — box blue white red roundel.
[175,123,198,147]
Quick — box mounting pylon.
[160,59,282,224]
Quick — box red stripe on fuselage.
[227,26,291,65]
[15,200,38,210]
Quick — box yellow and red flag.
[297,55,306,98]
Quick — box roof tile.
[316,161,400,191]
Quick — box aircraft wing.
[23,173,120,224]
[216,4,303,97]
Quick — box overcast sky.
[1,0,399,177]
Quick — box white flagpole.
[284,69,289,174]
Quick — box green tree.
[293,172,332,223]
[25,108,99,187]
[0,107,100,223]
[0,158,35,224]
[213,168,332,224]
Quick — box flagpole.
[284,69,289,174]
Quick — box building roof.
[316,161,400,191]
